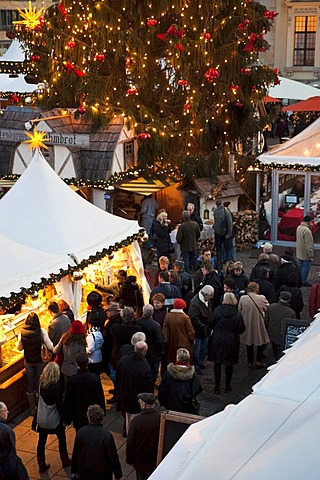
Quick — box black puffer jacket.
[158,363,202,414]
[135,316,165,363]
[20,325,42,364]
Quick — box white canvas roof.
[0,38,28,62]
[0,39,36,94]
[150,315,320,480]
[269,76,320,100]
[0,231,71,298]
[257,117,320,166]
[0,150,142,259]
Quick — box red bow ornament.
[147,18,158,27]
[64,61,85,77]
[156,24,184,51]
[204,68,219,82]
[137,133,151,140]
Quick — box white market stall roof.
[0,38,28,62]
[150,314,320,480]
[257,117,320,167]
[268,76,320,100]
[0,150,143,260]
[0,232,72,298]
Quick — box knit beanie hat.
[173,299,187,310]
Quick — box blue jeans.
[299,259,311,284]
[182,250,198,273]
[192,337,208,370]
[25,362,44,394]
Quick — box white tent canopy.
[0,38,28,62]
[150,314,320,480]
[0,150,142,259]
[257,117,320,166]
[268,76,320,100]
[0,231,71,298]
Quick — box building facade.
[260,1,320,85]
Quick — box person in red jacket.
[309,274,320,318]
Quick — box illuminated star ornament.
[24,128,49,150]
[13,1,44,30]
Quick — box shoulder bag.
[37,394,60,430]
[40,330,53,363]
[247,294,266,319]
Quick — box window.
[0,10,19,30]
[124,140,135,169]
[293,16,316,66]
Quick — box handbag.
[37,394,60,430]
[40,331,53,363]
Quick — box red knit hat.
[173,299,186,310]
[70,320,85,335]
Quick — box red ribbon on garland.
[64,61,85,77]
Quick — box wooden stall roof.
[186,175,245,200]
[0,106,127,180]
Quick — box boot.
[60,452,71,468]
[37,456,50,473]
[27,393,36,417]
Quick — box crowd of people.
[3,202,319,479]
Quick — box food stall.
[254,117,320,246]
[0,150,148,419]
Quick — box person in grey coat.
[265,291,296,361]
[47,301,71,347]
[213,199,233,268]
[176,210,200,273]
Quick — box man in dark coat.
[213,198,233,268]
[71,405,122,480]
[149,271,182,308]
[116,341,153,435]
[265,291,296,361]
[126,393,161,480]
[188,285,214,375]
[63,353,106,432]
[274,255,302,291]
[199,261,222,310]
[103,302,122,380]
[47,301,71,346]
[254,267,277,305]
[176,210,200,273]
[0,402,15,451]
[186,202,203,231]
[135,304,165,384]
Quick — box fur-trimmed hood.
[167,362,195,380]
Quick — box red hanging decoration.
[204,33,211,40]
[238,19,249,30]
[204,68,219,82]
[147,18,158,27]
[63,61,85,77]
[264,10,278,20]
[156,24,184,51]
[184,102,191,111]
[65,40,76,49]
[240,67,250,75]
[235,101,244,108]
[95,53,105,61]
[137,133,151,140]
[10,94,19,104]
[178,79,188,86]
[230,84,239,94]
[126,87,138,96]
[77,106,86,115]
[58,4,69,23]
[31,55,41,62]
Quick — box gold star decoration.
[13,1,44,30]
[24,127,49,150]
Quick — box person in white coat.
[86,310,104,375]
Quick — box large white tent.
[268,76,320,100]
[257,117,320,167]
[0,151,148,309]
[150,315,320,480]
[0,150,142,258]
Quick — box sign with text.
[280,318,310,352]
[0,129,90,147]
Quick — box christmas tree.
[15,0,279,176]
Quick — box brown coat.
[163,310,195,363]
[239,293,270,346]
